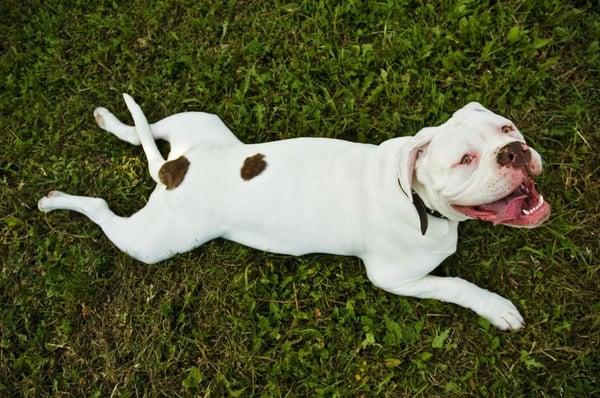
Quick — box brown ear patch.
[159,156,190,190]
[241,153,267,180]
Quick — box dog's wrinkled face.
[410,102,551,228]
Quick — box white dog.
[38,95,551,330]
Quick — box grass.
[1,0,599,396]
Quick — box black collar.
[398,179,448,236]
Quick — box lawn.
[1,0,599,396]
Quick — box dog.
[38,95,551,330]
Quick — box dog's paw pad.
[46,190,65,198]
[93,107,108,128]
[95,114,104,127]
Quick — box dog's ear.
[397,128,435,204]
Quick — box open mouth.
[452,177,551,227]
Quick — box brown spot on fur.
[241,153,267,180]
[159,156,190,190]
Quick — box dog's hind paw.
[94,107,122,132]
[93,107,108,129]
[38,190,65,212]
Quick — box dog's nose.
[497,141,531,167]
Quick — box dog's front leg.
[371,274,524,330]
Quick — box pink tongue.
[481,192,527,224]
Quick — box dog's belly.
[171,138,378,256]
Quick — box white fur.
[38,96,541,331]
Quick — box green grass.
[1,0,599,396]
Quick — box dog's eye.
[502,125,514,133]
[460,154,472,165]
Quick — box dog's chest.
[368,216,458,265]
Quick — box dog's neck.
[377,138,454,235]
[401,180,447,235]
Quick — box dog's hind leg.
[94,106,143,145]
[94,105,242,157]
[38,190,209,264]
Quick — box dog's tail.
[122,93,164,184]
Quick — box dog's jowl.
[38,95,550,331]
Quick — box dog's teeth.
[533,196,544,210]
[522,196,544,215]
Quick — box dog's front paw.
[479,293,524,331]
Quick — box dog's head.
[398,102,551,228]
